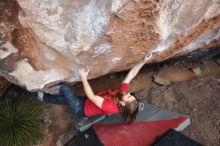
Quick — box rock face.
[0,0,220,91]
[0,76,11,96]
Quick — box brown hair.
[117,92,138,123]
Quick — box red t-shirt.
[84,83,129,116]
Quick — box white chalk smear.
[92,43,112,57]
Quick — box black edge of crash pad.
[64,128,104,146]
[151,129,203,146]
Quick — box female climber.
[38,54,152,125]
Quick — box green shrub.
[0,93,43,146]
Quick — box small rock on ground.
[153,75,171,86]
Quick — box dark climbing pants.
[43,85,86,122]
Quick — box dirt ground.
[135,76,220,146]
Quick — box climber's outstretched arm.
[123,54,152,84]
[79,69,104,108]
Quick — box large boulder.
[0,0,220,91]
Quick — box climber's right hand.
[143,53,153,63]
